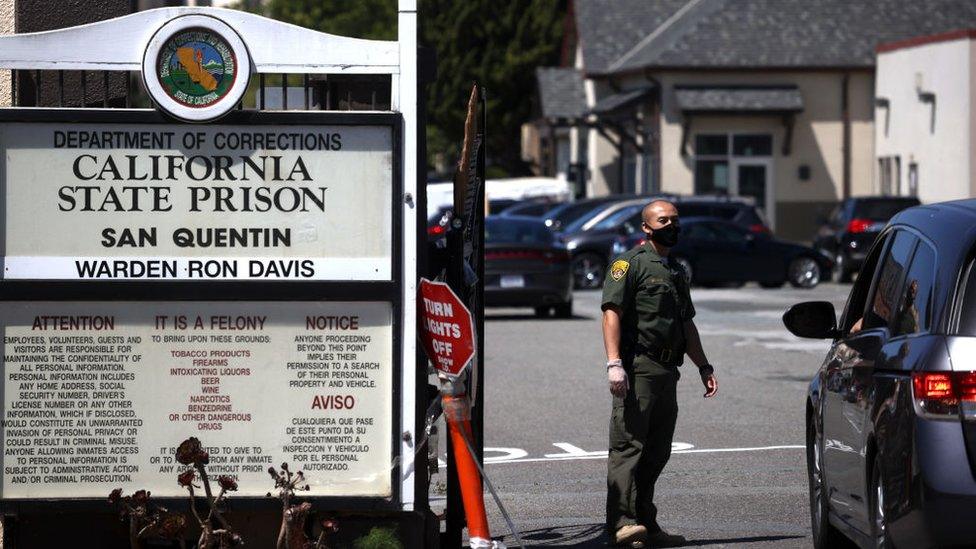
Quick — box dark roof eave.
[585,64,875,79]
[680,108,803,116]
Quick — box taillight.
[847,218,873,233]
[428,225,446,236]
[912,372,976,419]
[749,224,771,234]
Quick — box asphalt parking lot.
[452,282,851,547]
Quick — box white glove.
[607,362,628,398]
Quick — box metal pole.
[473,87,486,469]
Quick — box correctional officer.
[602,199,718,547]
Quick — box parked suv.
[784,199,976,548]
[813,196,920,282]
[674,196,772,234]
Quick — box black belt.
[632,342,677,366]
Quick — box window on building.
[695,134,728,155]
[878,158,890,195]
[732,134,772,156]
[693,133,771,196]
[694,160,730,194]
[908,162,918,196]
[878,156,902,196]
[623,150,638,194]
[895,156,902,195]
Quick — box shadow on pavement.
[495,524,805,547]
[682,535,806,546]
[485,314,593,322]
[498,523,606,547]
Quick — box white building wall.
[0,0,12,107]
[875,38,972,203]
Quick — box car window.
[485,219,554,244]
[676,204,713,218]
[841,232,888,333]
[732,206,764,226]
[954,257,976,336]
[682,223,715,241]
[863,231,917,331]
[549,200,614,227]
[708,206,738,220]
[621,211,643,234]
[706,222,748,244]
[592,205,642,231]
[853,199,920,221]
[891,242,936,337]
[828,205,843,226]
[503,202,548,217]
[560,204,612,233]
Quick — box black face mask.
[650,223,680,247]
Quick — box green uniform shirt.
[602,244,696,375]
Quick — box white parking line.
[474,443,803,465]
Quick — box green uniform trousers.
[606,367,678,534]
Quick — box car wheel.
[553,300,573,318]
[834,252,852,283]
[808,418,848,549]
[759,281,785,289]
[789,256,821,289]
[672,256,693,285]
[572,253,606,289]
[533,306,550,318]
[870,452,893,549]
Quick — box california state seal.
[157,28,237,108]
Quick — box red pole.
[442,393,492,547]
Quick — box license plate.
[500,275,524,288]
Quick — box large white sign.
[0,301,393,498]
[0,123,393,280]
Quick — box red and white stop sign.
[418,278,476,378]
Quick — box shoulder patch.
[610,260,630,281]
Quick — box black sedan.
[616,217,832,288]
[784,199,976,548]
[813,196,919,282]
[484,215,573,318]
[563,202,644,289]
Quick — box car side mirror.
[783,301,840,339]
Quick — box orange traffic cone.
[442,392,502,549]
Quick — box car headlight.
[566,240,578,251]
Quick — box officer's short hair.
[642,200,677,223]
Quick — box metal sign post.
[0,3,425,546]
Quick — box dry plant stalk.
[454,84,480,214]
[108,487,187,549]
[111,439,341,548]
[176,437,242,548]
[268,462,338,549]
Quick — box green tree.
[422,0,567,176]
[266,0,397,40]
[254,0,567,176]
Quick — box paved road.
[439,282,851,548]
